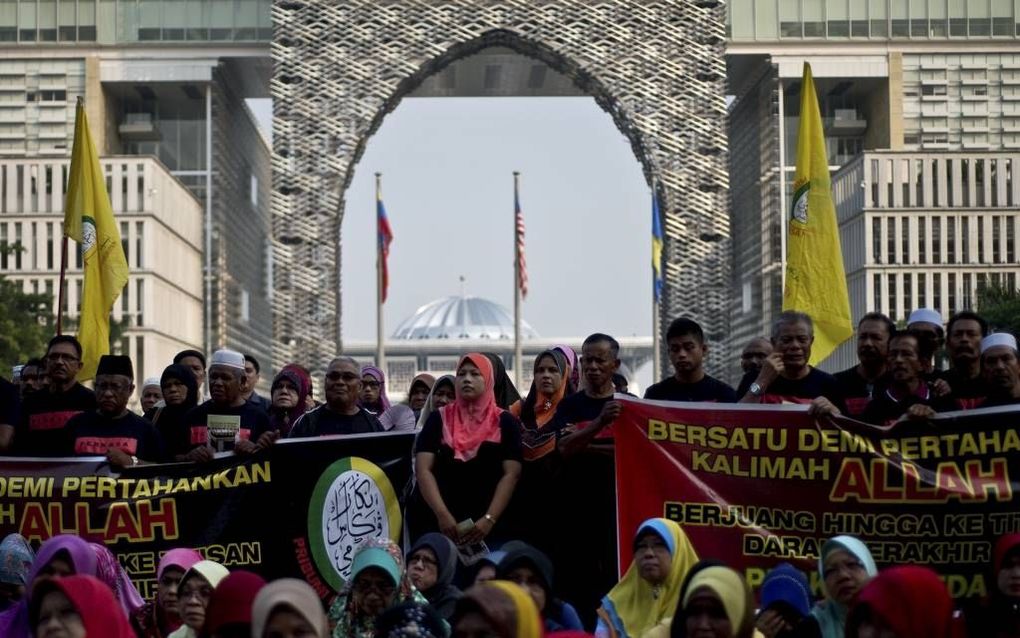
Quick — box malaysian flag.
[377,178,394,303]
[515,179,528,299]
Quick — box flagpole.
[653,298,660,382]
[56,235,68,335]
[375,172,386,374]
[513,171,523,391]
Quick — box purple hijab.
[553,344,581,392]
[91,543,146,617]
[0,534,98,638]
[361,365,392,412]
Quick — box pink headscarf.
[157,548,203,581]
[440,353,505,462]
[361,365,392,412]
[91,543,146,617]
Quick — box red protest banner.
[614,396,1020,599]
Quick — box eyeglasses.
[326,371,359,382]
[47,353,79,362]
[179,585,214,602]
[353,577,395,597]
[361,380,381,389]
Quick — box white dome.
[392,296,539,340]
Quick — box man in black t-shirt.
[182,348,272,460]
[832,312,894,416]
[288,356,383,437]
[65,355,163,467]
[739,311,844,411]
[934,311,988,410]
[857,331,954,426]
[554,333,623,453]
[645,317,736,403]
[15,335,95,457]
[980,333,1020,408]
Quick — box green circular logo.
[307,457,401,592]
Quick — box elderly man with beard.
[833,313,894,416]
[13,335,95,456]
[287,356,383,437]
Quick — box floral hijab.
[328,538,428,638]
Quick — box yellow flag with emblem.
[783,63,853,365]
[64,100,129,380]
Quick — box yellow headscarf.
[681,566,755,638]
[487,580,544,638]
[599,518,699,638]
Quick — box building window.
[963,272,972,308]
[947,216,956,264]
[120,222,129,265]
[903,272,912,313]
[948,273,956,314]
[918,216,926,263]
[250,174,258,207]
[993,215,1002,263]
[932,217,941,264]
[873,273,882,311]
[918,272,927,307]
[135,221,144,269]
[978,216,985,262]
[933,273,942,313]
[136,279,144,326]
[961,217,970,263]
[888,274,897,321]
[887,217,896,264]
[13,222,21,269]
[1008,217,1016,263]
[240,288,251,323]
[872,218,882,263]
[901,217,910,263]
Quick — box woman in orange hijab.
[412,353,524,546]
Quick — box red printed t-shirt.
[182,400,272,452]
[65,410,164,461]
[16,383,95,457]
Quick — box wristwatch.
[130,455,139,466]
[748,382,764,397]
[483,514,497,525]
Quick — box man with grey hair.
[182,348,273,460]
[288,356,383,437]
[739,310,844,409]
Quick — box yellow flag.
[783,63,853,365]
[64,100,129,380]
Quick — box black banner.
[0,432,415,601]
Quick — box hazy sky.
[249,96,654,379]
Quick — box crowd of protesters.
[1,305,1019,637]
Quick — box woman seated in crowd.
[407,533,462,620]
[756,563,820,638]
[328,538,429,638]
[965,532,1020,638]
[134,548,204,638]
[408,374,436,420]
[167,559,230,638]
[669,563,756,638]
[0,534,98,638]
[845,565,957,638]
[451,580,543,638]
[90,543,145,620]
[203,570,266,638]
[251,578,329,638]
[269,364,312,437]
[410,353,523,546]
[596,518,699,638]
[457,552,506,590]
[30,574,136,638]
[811,536,877,638]
[496,542,583,632]
[0,534,34,612]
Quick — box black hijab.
[408,533,461,620]
[483,353,521,409]
[150,364,199,457]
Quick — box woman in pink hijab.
[133,548,204,638]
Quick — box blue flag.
[652,189,663,302]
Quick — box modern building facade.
[726,0,1020,378]
[0,0,274,387]
[0,156,203,391]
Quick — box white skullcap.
[982,333,1018,354]
[210,348,245,370]
[142,376,161,389]
[907,308,942,327]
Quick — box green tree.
[978,283,1020,336]
[0,276,55,377]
